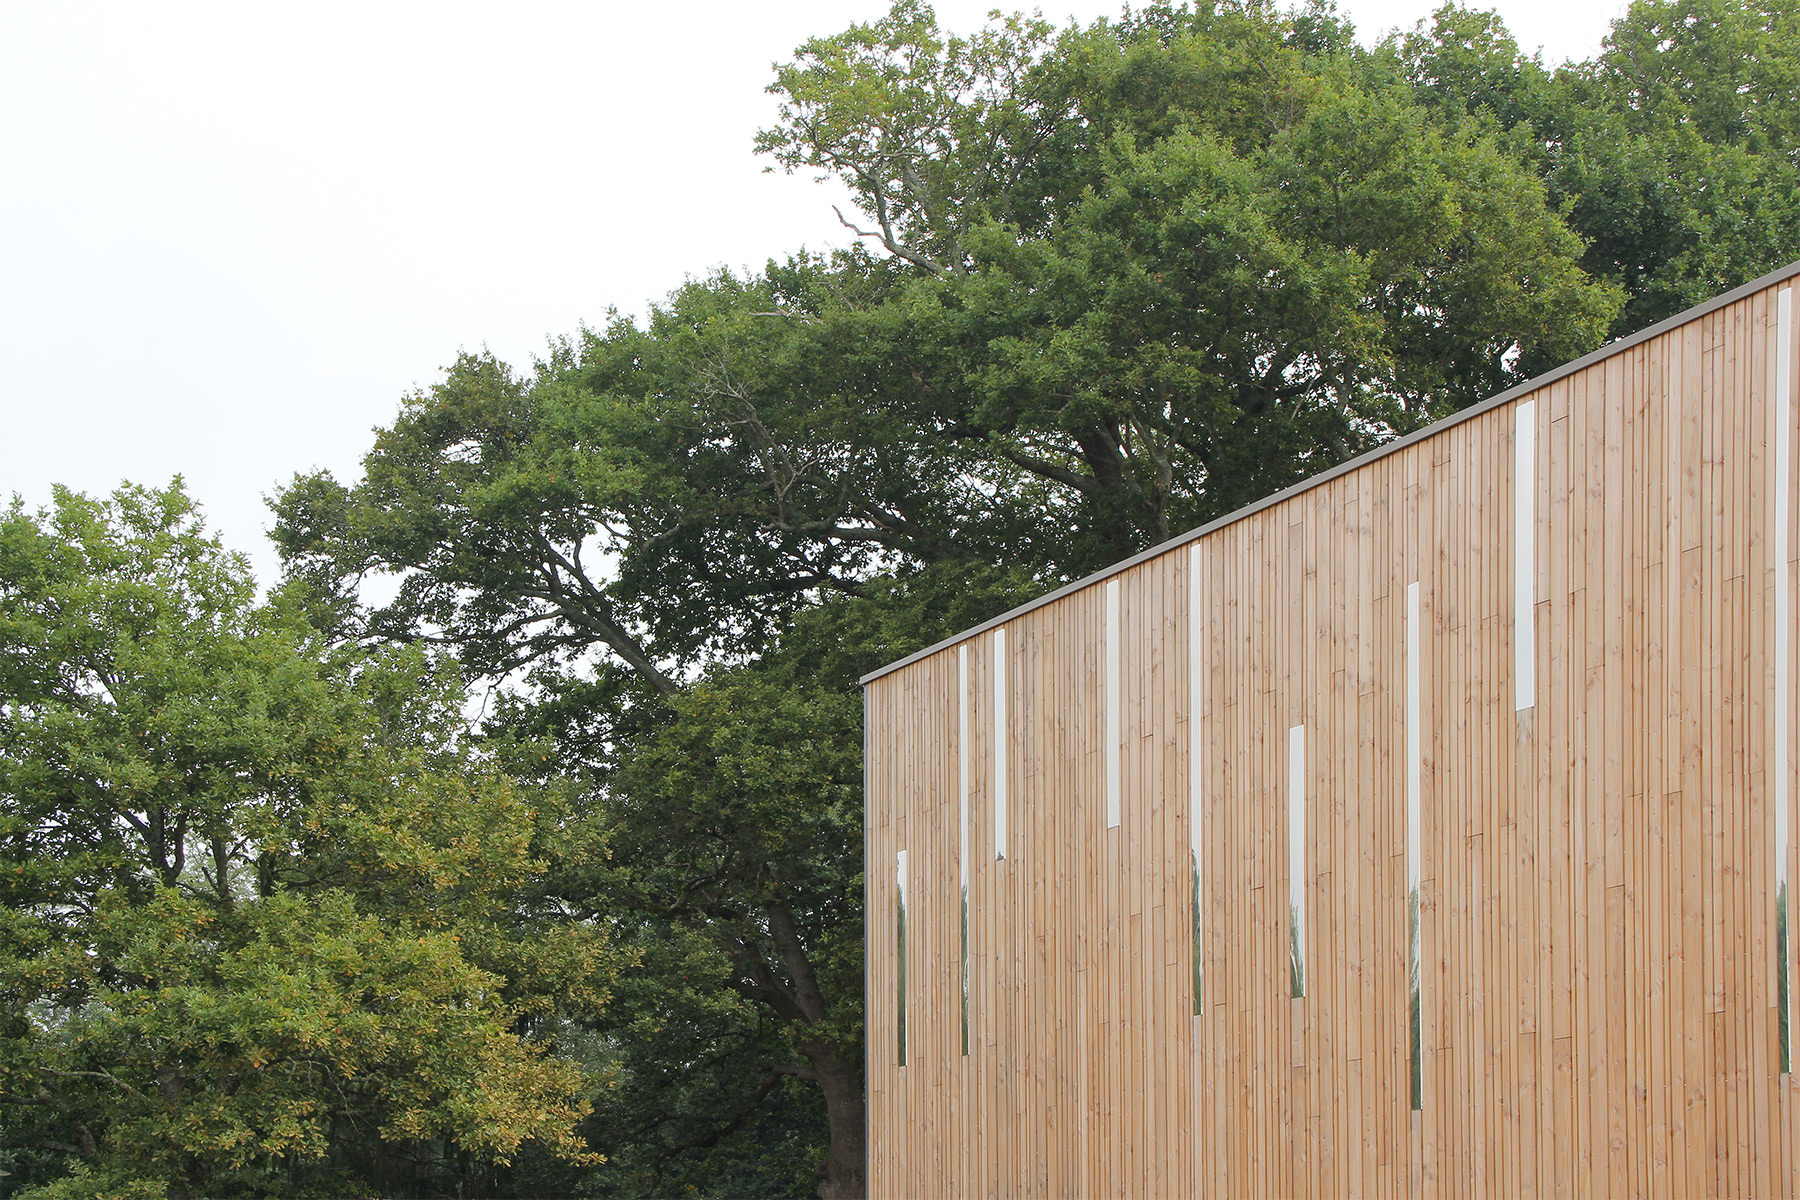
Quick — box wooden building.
[861,261,1800,1198]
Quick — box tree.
[271,4,1634,1195]
[0,483,613,1199]
[1378,0,1800,335]
[762,0,1621,561]
[543,565,1037,1199]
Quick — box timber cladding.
[862,261,1800,1199]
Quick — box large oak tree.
[269,0,1800,1194]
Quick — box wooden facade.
[862,261,1800,1198]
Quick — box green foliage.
[1409,887,1423,1110]
[761,0,1620,561]
[1289,903,1306,1000]
[1780,878,1791,1072]
[758,0,1063,276]
[1378,0,1800,335]
[263,1,1800,1194]
[0,483,612,1199]
[527,564,1039,1199]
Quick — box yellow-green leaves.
[0,483,615,1196]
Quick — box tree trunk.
[731,908,868,1197]
[803,1040,867,1200]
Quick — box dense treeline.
[4,0,1796,1196]
[0,486,610,1198]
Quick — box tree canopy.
[265,3,1800,1196]
[0,483,614,1198]
[1379,0,1800,331]
[12,1,1800,1197]
[757,0,1621,556]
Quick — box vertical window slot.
[1515,399,1538,711]
[993,628,1007,861]
[958,644,970,1057]
[1406,580,1424,1108]
[1289,723,1306,999]
[1106,578,1122,830]
[896,849,909,1067]
[1778,285,1794,1073]
[1190,547,1205,1015]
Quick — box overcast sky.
[2,0,1630,583]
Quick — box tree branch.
[833,204,948,279]
[994,445,1100,495]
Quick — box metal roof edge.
[861,257,1800,686]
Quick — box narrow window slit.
[1777,285,1794,1073]
[958,644,970,1057]
[1288,723,1306,999]
[993,628,1007,862]
[1406,580,1424,1109]
[1515,399,1537,712]
[1106,578,1122,830]
[896,848,908,1067]
[1190,547,1204,1015]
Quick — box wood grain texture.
[864,277,1800,1197]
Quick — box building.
[861,261,1800,1197]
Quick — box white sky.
[1,0,1629,584]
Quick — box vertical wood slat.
[864,270,1800,1198]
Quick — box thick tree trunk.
[803,1040,867,1200]
[732,905,867,1197]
